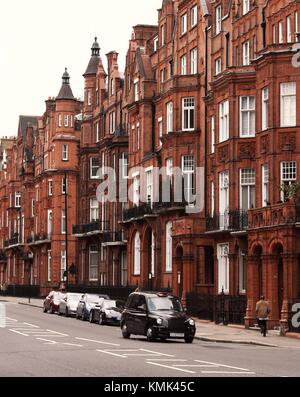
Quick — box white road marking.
[147,361,196,374]
[36,338,58,345]
[202,371,255,375]
[23,323,40,328]
[63,343,83,347]
[194,360,251,372]
[46,329,69,336]
[9,329,29,336]
[176,365,218,368]
[96,349,127,358]
[140,349,174,357]
[146,359,188,362]
[75,337,120,346]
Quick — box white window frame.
[15,192,21,208]
[182,155,195,204]
[146,168,153,205]
[181,13,187,35]
[181,54,187,75]
[240,96,256,137]
[48,180,53,196]
[62,176,67,194]
[121,153,129,180]
[279,21,284,44]
[216,5,222,35]
[61,250,66,281]
[240,169,256,210]
[165,221,173,273]
[242,41,250,66]
[134,79,139,102]
[211,116,215,154]
[90,157,100,179]
[89,245,99,282]
[262,164,269,207]
[90,198,99,222]
[133,232,141,276]
[239,249,247,294]
[47,251,52,282]
[215,58,222,75]
[211,181,215,217]
[166,102,173,133]
[190,48,198,74]
[219,100,229,142]
[58,114,62,128]
[262,88,269,131]
[61,209,66,234]
[158,117,163,145]
[217,243,230,294]
[280,82,296,127]
[243,0,250,15]
[287,15,292,42]
[191,5,198,28]
[182,97,195,131]
[219,171,230,230]
[62,145,69,161]
[154,36,159,52]
[64,114,69,128]
[96,122,100,143]
[281,161,297,201]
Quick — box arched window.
[134,232,141,275]
[166,221,173,272]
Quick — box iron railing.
[186,292,247,325]
[206,210,249,232]
[102,231,124,243]
[72,221,107,235]
[123,204,154,221]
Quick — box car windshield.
[147,297,183,312]
[103,301,116,309]
[87,295,103,304]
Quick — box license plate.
[170,333,184,338]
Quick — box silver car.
[58,293,83,317]
[76,294,110,321]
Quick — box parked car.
[120,291,196,343]
[43,291,66,314]
[76,294,110,321]
[58,293,83,317]
[89,299,123,325]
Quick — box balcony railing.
[4,234,22,248]
[249,202,300,229]
[123,204,154,222]
[114,124,128,137]
[206,210,249,232]
[72,221,107,236]
[102,231,125,244]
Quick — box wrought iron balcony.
[72,221,107,236]
[206,210,249,232]
[122,204,154,222]
[102,231,125,244]
[114,124,128,137]
[4,234,22,248]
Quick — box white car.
[58,293,83,317]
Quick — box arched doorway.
[143,228,155,290]
[253,245,263,300]
[176,246,184,299]
[272,243,284,319]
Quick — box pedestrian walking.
[256,296,270,337]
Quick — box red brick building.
[73,38,128,289]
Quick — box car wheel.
[43,307,47,313]
[50,306,55,314]
[121,323,131,339]
[184,337,194,344]
[146,327,155,342]
[81,310,86,321]
[65,308,69,318]
[75,312,80,320]
[160,338,167,342]
[89,311,94,323]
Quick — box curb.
[18,302,43,309]
[195,335,278,348]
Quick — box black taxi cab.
[120,291,196,343]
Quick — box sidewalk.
[194,319,300,348]
[1,296,43,308]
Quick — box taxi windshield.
[147,297,183,312]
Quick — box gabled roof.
[18,116,38,140]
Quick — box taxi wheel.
[184,337,194,344]
[146,327,155,342]
[121,323,131,339]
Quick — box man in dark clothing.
[256,296,271,337]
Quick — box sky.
[0,0,162,137]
